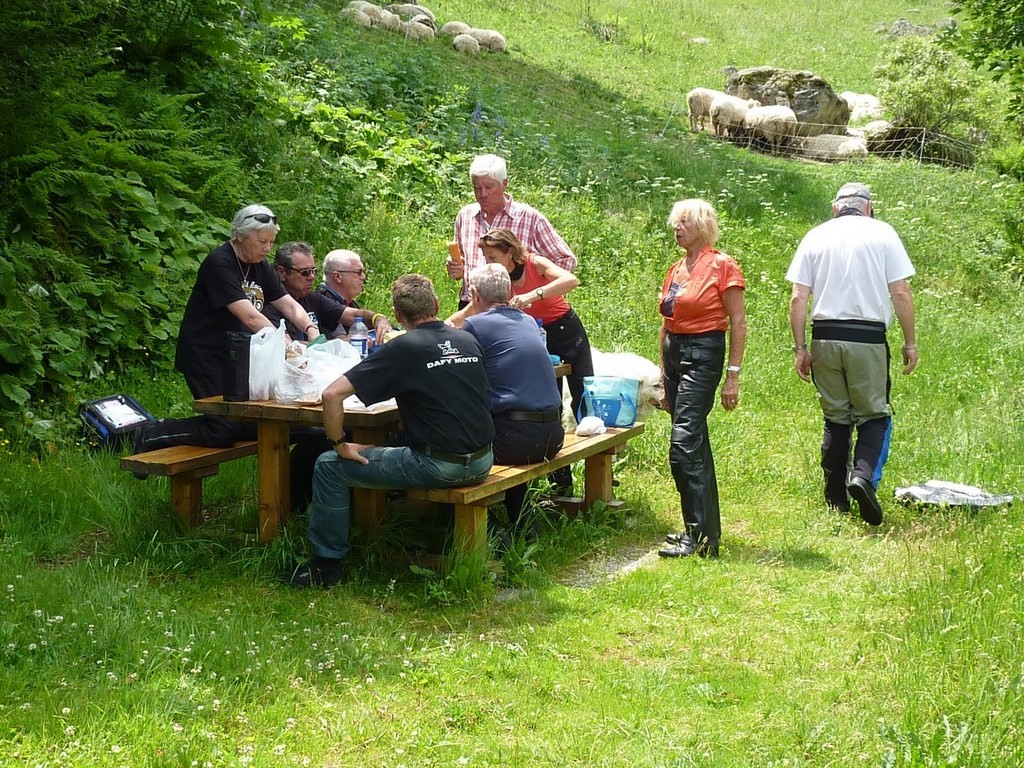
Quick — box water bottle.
[349,317,369,359]
[536,318,547,349]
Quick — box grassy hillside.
[1,0,1023,765]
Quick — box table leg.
[583,451,614,507]
[349,425,393,538]
[258,421,291,541]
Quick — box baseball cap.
[834,182,872,204]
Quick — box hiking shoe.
[282,557,346,589]
[847,476,883,526]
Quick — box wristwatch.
[791,343,807,352]
[534,287,545,300]
[726,365,741,374]
[331,436,345,447]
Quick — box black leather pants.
[663,331,725,548]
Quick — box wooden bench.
[407,422,645,558]
[119,442,258,528]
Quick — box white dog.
[563,349,662,427]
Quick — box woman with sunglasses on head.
[133,204,320,451]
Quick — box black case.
[79,393,155,449]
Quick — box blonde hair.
[667,199,720,246]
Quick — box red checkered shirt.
[453,193,577,302]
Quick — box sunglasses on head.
[286,266,317,278]
[244,212,278,225]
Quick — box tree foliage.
[875,35,1008,146]
[948,0,1024,127]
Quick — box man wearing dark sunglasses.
[264,241,347,340]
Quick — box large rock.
[726,67,850,137]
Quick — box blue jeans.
[308,446,493,559]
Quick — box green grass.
[2,0,1024,764]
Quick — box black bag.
[79,393,155,449]
[223,331,251,402]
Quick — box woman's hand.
[508,293,534,310]
[720,373,739,411]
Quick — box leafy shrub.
[875,35,1010,148]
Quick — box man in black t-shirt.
[286,274,495,588]
[262,242,347,340]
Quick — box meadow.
[1,0,1023,765]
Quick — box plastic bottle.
[349,317,369,359]
[536,318,547,348]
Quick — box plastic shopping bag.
[276,339,360,404]
[578,375,640,427]
[249,321,286,400]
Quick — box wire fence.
[699,121,980,169]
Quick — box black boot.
[283,557,346,588]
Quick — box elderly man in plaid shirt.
[448,154,577,309]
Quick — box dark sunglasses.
[244,212,278,225]
[286,266,317,278]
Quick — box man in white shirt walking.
[786,182,919,525]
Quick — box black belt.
[505,409,561,423]
[418,443,492,464]
[812,319,887,344]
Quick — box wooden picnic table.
[193,362,571,542]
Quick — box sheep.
[346,0,383,23]
[563,349,662,428]
[709,94,759,138]
[341,7,374,27]
[409,12,436,30]
[389,3,435,22]
[376,8,403,31]
[799,134,869,162]
[441,21,471,36]
[452,33,480,53]
[686,88,725,132]
[465,27,507,52]
[401,19,434,40]
[839,91,883,123]
[743,105,798,154]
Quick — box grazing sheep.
[376,8,403,31]
[686,88,725,132]
[563,349,662,428]
[743,105,798,154]
[341,7,374,26]
[441,20,470,36]
[799,134,869,162]
[409,12,436,30]
[389,3,435,22]
[452,33,480,53]
[402,19,434,40]
[348,0,384,23]
[709,94,759,138]
[465,27,507,52]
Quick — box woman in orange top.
[657,199,746,559]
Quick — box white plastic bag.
[276,339,360,404]
[249,321,286,400]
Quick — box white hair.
[230,204,280,240]
[469,154,507,182]
[469,263,511,305]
